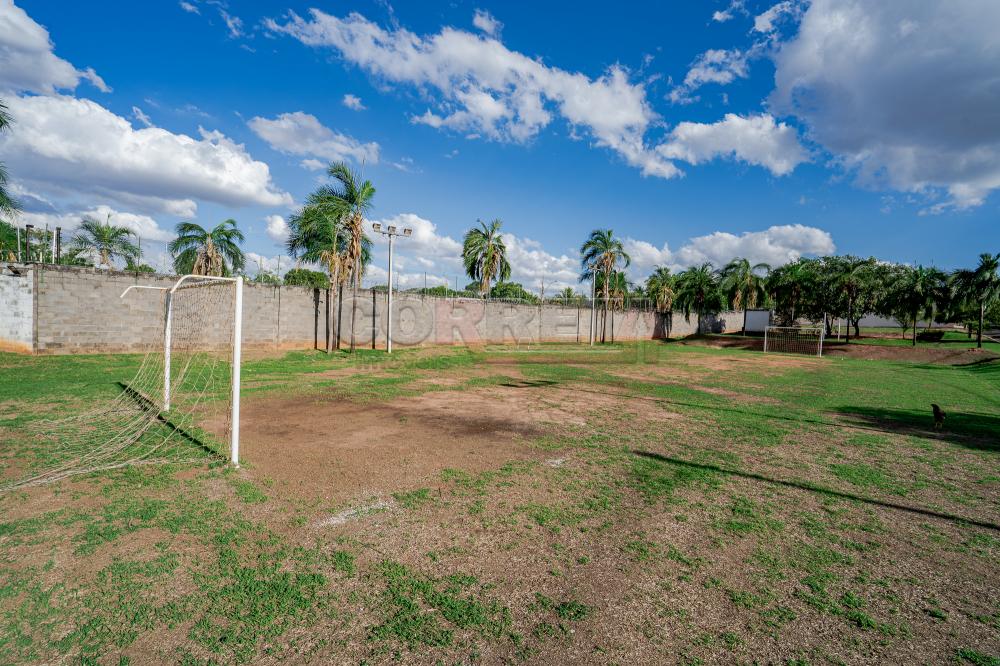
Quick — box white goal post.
[121,274,243,467]
[764,325,825,357]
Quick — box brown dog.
[931,404,946,430]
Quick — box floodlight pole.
[372,223,411,353]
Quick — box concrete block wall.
[0,265,34,353]
[0,264,746,354]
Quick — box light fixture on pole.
[372,222,412,353]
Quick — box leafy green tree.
[71,215,139,269]
[891,265,948,346]
[581,229,630,342]
[1,220,19,261]
[462,219,511,296]
[0,100,20,226]
[490,281,539,302]
[645,266,675,313]
[768,259,814,324]
[283,268,331,289]
[124,256,156,273]
[556,286,577,302]
[169,219,244,276]
[674,263,725,334]
[719,258,770,312]
[953,253,1000,348]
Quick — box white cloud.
[626,224,834,277]
[248,111,380,164]
[246,252,293,277]
[712,0,745,23]
[754,1,799,33]
[342,93,366,110]
[218,9,243,38]
[669,48,749,104]
[266,9,679,179]
[131,106,152,127]
[770,0,1000,210]
[657,113,807,176]
[1,94,292,216]
[179,1,199,15]
[0,0,110,94]
[19,204,175,244]
[501,234,579,293]
[472,9,502,37]
[300,158,325,171]
[265,214,289,244]
[672,224,834,269]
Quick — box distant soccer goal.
[0,275,243,492]
[764,326,825,357]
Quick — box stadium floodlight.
[373,223,411,353]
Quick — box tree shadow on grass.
[834,405,1000,453]
[632,450,1000,532]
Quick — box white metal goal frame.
[120,274,243,467]
[763,325,825,357]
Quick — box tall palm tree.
[894,265,947,347]
[321,162,375,353]
[720,258,770,312]
[0,100,20,225]
[645,266,676,313]
[287,190,373,352]
[557,287,576,301]
[674,263,725,334]
[462,219,511,296]
[169,219,245,276]
[70,215,139,269]
[581,229,630,343]
[953,253,1000,349]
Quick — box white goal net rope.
[764,326,825,357]
[1,277,238,492]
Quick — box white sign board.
[744,309,771,333]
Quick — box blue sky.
[3,0,998,291]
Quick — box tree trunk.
[325,286,333,353]
[336,283,344,350]
[912,308,918,347]
[845,294,852,343]
[350,268,359,352]
[978,301,984,349]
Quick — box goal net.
[764,326,825,357]
[1,275,242,492]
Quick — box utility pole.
[372,222,412,353]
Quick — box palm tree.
[70,215,139,269]
[321,163,375,353]
[0,100,20,225]
[674,263,725,334]
[581,229,630,342]
[645,266,676,313]
[720,258,770,312]
[953,253,1000,349]
[462,219,511,296]
[169,219,245,276]
[557,287,576,302]
[894,265,947,347]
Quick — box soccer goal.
[764,325,825,357]
[0,275,243,492]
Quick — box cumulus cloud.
[501,234,579,293]
[341,93,366,110]
[657,113,807,176]
[1,94,292,216]
[472,9,502,37]
[265,214,289,244]
[770,0,1000,210]
[0,0,110,94]
[18,204,175,245]
[626,224,834,277]
[248,111,380,165]
[265,9,679,179]
[246,252,293,277]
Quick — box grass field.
[1,339,999,664]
